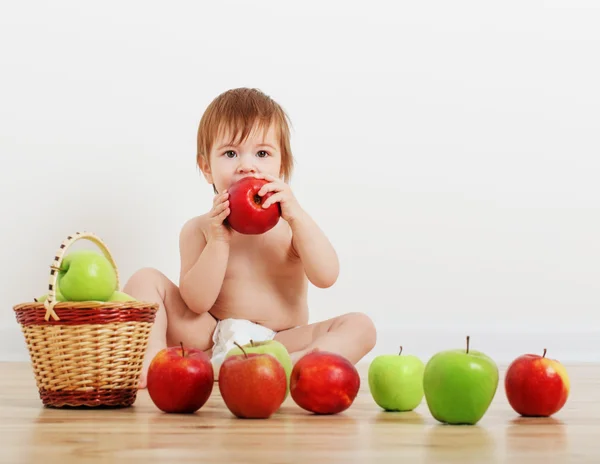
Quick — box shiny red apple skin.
[290,351,360,415]
[226,177,281,235]
[218,352,287,419]
[147,344,214,414]
[504,350,570,417]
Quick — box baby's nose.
[238,158,256,172]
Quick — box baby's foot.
[138,343,165,389]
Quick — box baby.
[124,88,377,388]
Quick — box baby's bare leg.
[274,312,377,365]
[123,267,217,388]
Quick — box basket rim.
[13,301,159,311]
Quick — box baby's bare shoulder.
[179,214,210,246]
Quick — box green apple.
[423,336,498,425]
[35,289,65,302]
[226,339,292,397]
[57,250,117,302]
[368,346,425,411]
[108,290,137,302]
[37,289,135,303]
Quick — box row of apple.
[369,337,570,425]
[145,336,570,424]
[147,341,359,418]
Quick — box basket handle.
[43,231,120,322]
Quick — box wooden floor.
[0,362,598,463]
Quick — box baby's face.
[204,122,282,193]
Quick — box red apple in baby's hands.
[218,342,287,419]
[226,176,281,234]
[504,348,570,417]
[290,351,360,415]
[147,342,214,413]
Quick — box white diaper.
[211,318,277,378]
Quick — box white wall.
[2,1,599,364]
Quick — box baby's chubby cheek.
[212,178,231,193]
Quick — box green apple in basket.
[35,288,66,302]
[57,250,118,301]
[108,291,137,301]
[36,286,135,303]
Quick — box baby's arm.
[289,210,339,288]
[178,216,230,314]
[255,173,339,289]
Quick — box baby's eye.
[224,150,236,158]
[256,150,269,158]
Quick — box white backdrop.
[1,1,599,364]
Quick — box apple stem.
[543,348,547,358]
[466,335,470,354]
[399,346,403,356]
[180,341,185,357]
[234,341,248,359]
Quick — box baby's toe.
[138,371,148,389]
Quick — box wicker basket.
[13,231,158,408]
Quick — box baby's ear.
[198,155,214,184]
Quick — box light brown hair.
[197,88,294,182]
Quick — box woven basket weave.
[13,231,158,408]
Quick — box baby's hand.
[208,190,231,243]
[255,174,303,224]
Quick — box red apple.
[290,351,360,415]
[226,176,281,235]
[504,348,570,417]
[147,342,214,413]
[218,342,287,419]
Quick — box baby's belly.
[209,281,308,332]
